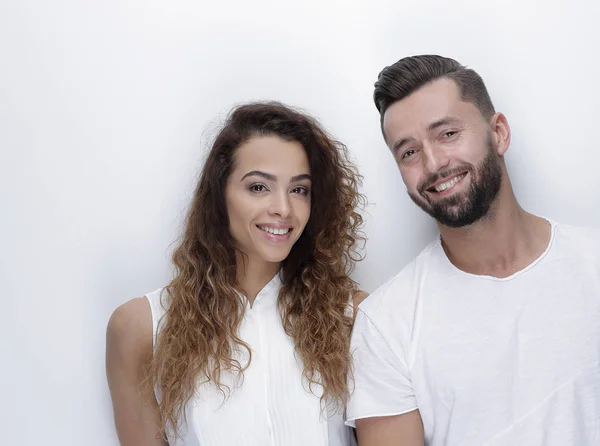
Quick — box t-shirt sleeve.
[345,308,418,427]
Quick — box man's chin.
[422,202,476,227]
[410,195,467,217]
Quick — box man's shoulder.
[553,220,600,251]
[360,238,439,319]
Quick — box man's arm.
[355,410,424,446]
[346,301,422,444]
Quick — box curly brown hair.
[147,101,365,437]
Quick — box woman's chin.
[257,248,292,265]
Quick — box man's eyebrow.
[240,171,276,182]
[427,117,461,132]
[391,117,463,152]
[392,137,415,152]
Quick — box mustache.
[418,166,472,193]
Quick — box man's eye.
[402,149,416,159]
[443,131,457,138]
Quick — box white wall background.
[2,0,599,444]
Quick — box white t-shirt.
[347,221,600,445]
[146,274,356,446]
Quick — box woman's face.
[225,135,312,266]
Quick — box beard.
[408,137,503,228]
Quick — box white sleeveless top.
[146,274,357,446]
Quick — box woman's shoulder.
[351,289,369,319]
[106,297,154,363]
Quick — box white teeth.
[258,226,291,235]
[434,174,466,192]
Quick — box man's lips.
[420,170,469,194]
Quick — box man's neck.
[438,187,551,278]
[236,253,280,307]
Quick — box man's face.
[382,78,503,228]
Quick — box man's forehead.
[382,79,472,141]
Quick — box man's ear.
[490,112,511,156]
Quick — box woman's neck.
[236,253,280,307]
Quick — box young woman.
[106,101,367,445]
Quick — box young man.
[347,55,600,445]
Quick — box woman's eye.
[292,186,309,195]
[250,184,267,193]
